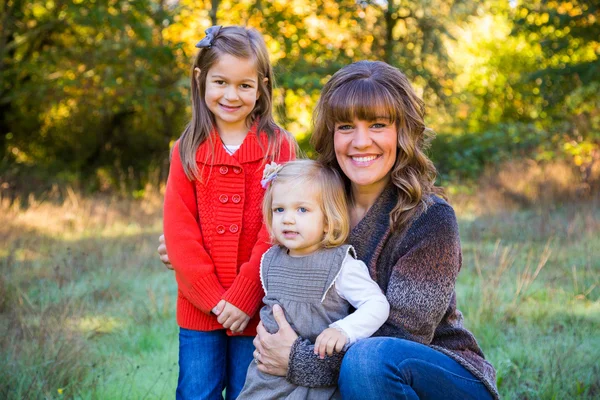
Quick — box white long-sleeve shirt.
[329,252,390,345]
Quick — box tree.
[1,0,186,191]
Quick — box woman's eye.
[372,123,386,129]
[240,84,252,89]
[336,124,353,131]
[215,80,226,85]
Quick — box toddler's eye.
[273,207,284,213]
[298,207,308,213]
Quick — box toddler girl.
[238,159,389,399]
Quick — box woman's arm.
[157,234,172,269]
[253,304,346,387]
[253,304,297,376]
[377,201,461,343]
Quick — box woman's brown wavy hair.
[311,60,445,232]
[179,26,289,180]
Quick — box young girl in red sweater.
[163,26,295,400]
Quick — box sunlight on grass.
[68,316,124,334]
[1,187,598,399]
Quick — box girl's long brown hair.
[311,60,445,231]
[179,26,290,180]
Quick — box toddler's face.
[270,181,327,257]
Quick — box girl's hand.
[216,301,250,333]
[314,327,348,359]
[253,304,298,376]
[157,234,173,269]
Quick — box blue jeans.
[339,337,493,400]
[177,328,255,400]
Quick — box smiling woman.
[333,118,398,208]
[253,61,500,400]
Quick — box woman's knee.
[340,337,393,379]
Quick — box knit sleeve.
[221,224,270,316]
[377,202,462,344]
[287,338,346,387]
[163,141,225,313]
[221,132,297,316]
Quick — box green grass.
[0,192,598,399]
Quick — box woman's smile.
[334,118,397,194]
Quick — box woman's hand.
[157,234,173,270]
[253,304,298,376]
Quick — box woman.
[159,61,499,399]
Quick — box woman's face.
[334,117,397,194]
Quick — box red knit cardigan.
[163,127,295,336]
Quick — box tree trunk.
[209,0,220,26]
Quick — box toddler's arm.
[330,254,390,345]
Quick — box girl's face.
[201,54,261,134]
[270,181,327,257]
[333,117,398,194]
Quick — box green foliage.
[513,1,600,116]
[1,0,598,193]
[430,123,553,183]
[1,0,187,192]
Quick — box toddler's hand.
[314,327,348,359]
[217,301,251,333]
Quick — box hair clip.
[195,25,222,49]
[261,162,283,189]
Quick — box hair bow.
[261,162,283,189]
[195,25,222,49]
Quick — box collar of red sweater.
[195,121,271,166]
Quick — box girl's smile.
[202,53,261,136]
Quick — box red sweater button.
[229,224,239,233]
[219,166,228,174]
[219,194,228,203]
[216,225,226,234]
[232,194,241,203]
[233,167,242,174]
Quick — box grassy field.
[0,188,598,399]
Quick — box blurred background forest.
[1,1,599,399]
[1,0,598,197]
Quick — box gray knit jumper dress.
[238,244,355,400]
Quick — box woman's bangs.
[328,79,397,124]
